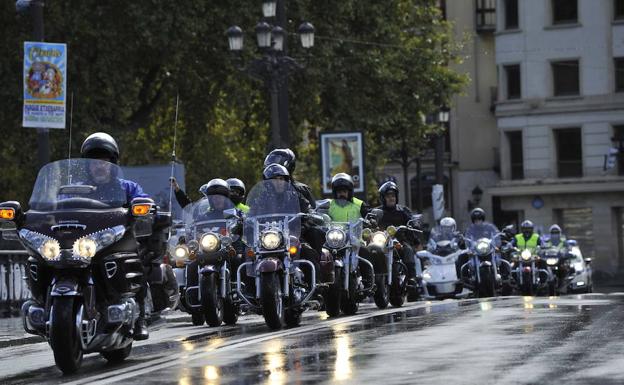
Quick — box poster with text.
[320,131,365,194]
[23,42,67,129]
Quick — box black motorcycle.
[236,180,322,330]
[1,159,177,374]
[171,195,241,326]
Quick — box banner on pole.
[432,184,445,222]
[22,41,67,129]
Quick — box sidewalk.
[0,310,190,348]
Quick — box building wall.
[493,0,624,279]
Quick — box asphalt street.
[2,294,624,385]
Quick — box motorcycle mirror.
[584,257,592,264]
[316,199,331,210]
[223,208,239,219]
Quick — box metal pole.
[276,0,290,148]
[401,138,410,208]
[416,157,422,212]
[269,84,281,151]
[33,0,50,169]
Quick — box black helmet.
[331,173,354,199]
[204,178,230,197]
[470,208,486,223]
[520,220,534,236]
[226,178,246,205]
[379,181,399,207]
[81,132,120,164]
[264,148,296,174]
[262,163,291,181]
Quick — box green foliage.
[0,0,466,206]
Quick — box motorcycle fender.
[50,278,81,297]
[200,265,219,275]
[257,258,282,273]
[479,261,492,268]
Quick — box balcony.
[476,0,496,33]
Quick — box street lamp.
[226,4,315,150]
[434,106,450,185]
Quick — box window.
[616,57,624,92]
[614,125,624,175]
[507,131,524,180]
[504,0,519,29]
[555,128,583,177]
[615,0,624,20]
[476,0,496,32]
[552,0,578,24]
[552,60,580,96]
[504,64,521,99]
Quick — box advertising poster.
[320,131,365,194]
[23,42,67,129]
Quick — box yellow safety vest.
[515,233,540,252]
[328,198,363,222]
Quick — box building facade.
[491,0,624,278]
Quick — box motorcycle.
[417,234,469,300]
[540,240,593,294]
[461,225,505,298]
[171,195,241,326]
[1,159,177,374]
[510,247,552,296]
[322,217,375,317]
[362,210,408,308]
[236,180,321,330]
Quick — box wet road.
[2,294,624,385]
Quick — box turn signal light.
[132,204,151,216]
[246,249,256,259]
[289,246,298,255]
[0,208,15,220]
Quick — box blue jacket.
[119,178,149,203]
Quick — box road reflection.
[203,365,220,384]
[333,324,352,381]
[264,340,286,385]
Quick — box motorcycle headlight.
[200,233,220,252]
[73,238,98,258]
[476,241,490,256]
[73,225,125,259]
[546,258,559,266]
[19,229,60,259]
[371,232,388,248]
[261,231,282,250]
[521,249,532,261]
[174,245,190,260]
[40,239,61,260]
[326,228,346,249]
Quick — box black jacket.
[375,204,413,229]
[174,189,192,209]
[293,180,316,209]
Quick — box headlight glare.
[326,229,346,248]
[174,245,190,260]
[200,233,220,252]
[476,241,490,255]
[521,249,532,261]
[73,238,98,258]
[546,258,559,266]
[40,239,61,260]
[371,232,387,247]
[261,231,282,250]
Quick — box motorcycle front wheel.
[478,266,496,298]
[389,263,406,308]
[49,297,83,374]
[340,272,359,315]
[374,275,389,309]
[261,272,284,330]
[201,274,224,327]
[325,267,343,317]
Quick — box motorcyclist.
[169,177,209,209]
[512,220,544,253]
[226,178,250,214]
[464,208,499,241]
[263,148,316,209]
[80,132,150,340]
[253,163,321,286]
[544,224,567,249]
[375,181,422,287]
[327,173,370,221]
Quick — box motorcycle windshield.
[244,180,302,246]
[182,195,235,240]
[29,159,128,211]
[465,223,498,242]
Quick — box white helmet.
[440,217,456,235]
